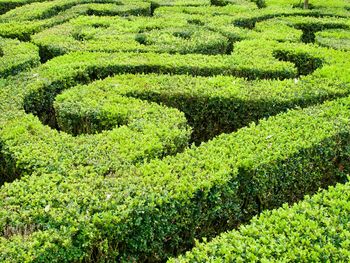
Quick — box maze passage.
[2,93,350,262]
[32,15,230,60]
[1,39,346,182]
[1,0,350,262]
[53,45,348,142]
[0,0,151,40]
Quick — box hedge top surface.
[1,0,350,262]
[2,89,350,261]
[170,180,350,262]
[0,37,39,77]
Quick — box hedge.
[265,0,350,9]
[2,93,350,261]
[0,0,151,22]
[0,53,193,182]
[154,1,256,17]
[1,38,348,178]
[0,42,349,260]
[247,15,350,43]
[316,28,350,51]
[0,37,40,78]
[27,40,301,80]
[170,180,350,262]
[155,7,349,46]
[31,15,230,59]
[52,41,349,142]
[150,0,210,8]
[232,7,349,29]
[0,0,46,14]
[0,0,151,40]
[1,0,350,262]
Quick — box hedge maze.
[0,0,350,262]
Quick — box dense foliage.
[0,0,349,262]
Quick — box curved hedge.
[249,15,350,43]
[0,34,348,260]
[2,92,350,262]
[170,180,350,262]
[1,39,346,180]
[316,29,350,50]
[32,15,230,59]
[1,0,350,262]
[51,42,349,142]
[0,37,40,77]
[0,0,150,22]
[0,0,151,40]
[265,0,350,9]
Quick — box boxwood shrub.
[1,95,350,261]
[0,37,40,77]
[170,180,350,262]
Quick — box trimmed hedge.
[0,41,316,179]
[232,8,349,29]
[0,43,348,261]
[0,37,40,77]
[0,0,150,22]
[52,41,349,142]
[0,0,47,14]
[0,53,194,182]
[54,84,189,137]
[0,37,347,180]
[0,0,151,40]
[2,94,350,261]
[1,0,350,262]
[150,0,210,8]
[25,40,301,80]
[249,18,303,42]
[170,180,350,262]
[316,28,350,50]
[155,7,349,47]
[265,0,350,9]
[32,15,230,59]
[249,15,350,43]
[154,2,257,16]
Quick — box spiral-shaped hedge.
[0,0,350,262]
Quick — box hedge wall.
[170,180,350,262]
[0,37,40,77]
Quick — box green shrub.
[2,94,350,261]
[0,0,45,14]
[0,0,151,40]
[154,2,257,17]
[265,0,350,9]
[248,15,350,43]
[27,40,300,80]
[0,34,347,190]
[0,37,40,77]
[150,0,210,8]
[0,0,150,22]
[1,1,350,262]
[51,44,348,142]
[170,180,350,262]
[316,28,350,50]
[32,15,230,59]
[233,7,349,29]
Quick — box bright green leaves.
[171,181,350,262]
[0,37,39,77]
